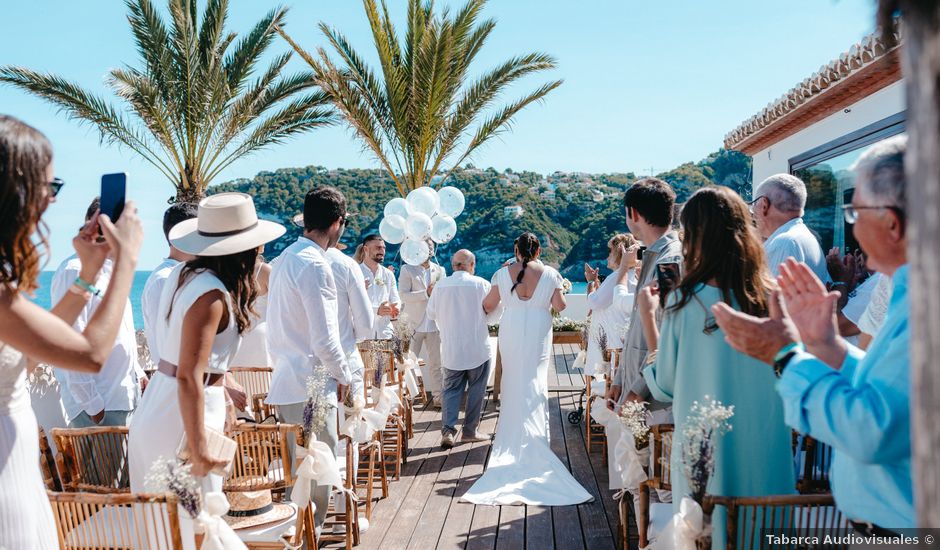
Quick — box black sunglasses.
[49,177,64,197]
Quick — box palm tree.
[0,0,334,202]
[278,0,561,197]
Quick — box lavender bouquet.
[301,365,334,442]
[144,457,202,519]
[680,396,734,504]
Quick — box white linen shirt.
[425,270,492,371]
[140,258,180,364]
[325,248,374,354]
[360,262,401,339]
[266,237,351,406]
[50,255,142,420]
[764,217,831,283]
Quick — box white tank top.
[156,264,240,374]
[231,295,270,367]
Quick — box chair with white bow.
[359,340,408,481]
[223,423,318,550]
[229,367,276,422]
[636,424,675,549]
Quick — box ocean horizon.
[33,271,588,330]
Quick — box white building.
[725,30,903,252]
[503,205,524,218]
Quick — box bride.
[462,232,593,506]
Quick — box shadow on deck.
[326,342,624,550]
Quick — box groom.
[426,250,495,449]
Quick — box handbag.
[177,426,237,476]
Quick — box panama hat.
[223,480,295,531]
[169,193,285,256]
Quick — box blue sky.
[1,0,877,268]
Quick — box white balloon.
[379,217,405,244]
[438,186,465,217]
[400,238,430,266]
[406,187,440,217]
[430,214,457,244]
[384,197,411,219]
[386,213,406,229]
[404,212,433,241]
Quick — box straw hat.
[223,479,295,531]
[169,193,285,256]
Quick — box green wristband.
[773,342,802,364]
[74,277,101,297]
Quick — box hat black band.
[198,221,259,238]
[227,503,273,518]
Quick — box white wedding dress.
[462,266,593,506]
[0,343,58,548]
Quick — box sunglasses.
[49,177,64,197]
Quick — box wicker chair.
[637,424,674,548]
[359,341,408,480]
[48,491,187,550]
[229,367,275,422]
[39,427,61,491]
[320,432,362,550]
[52,426,130,493]
[223,423,318,550]
[699,493,849,550]
[355,432,389,520]
[794,434,833,494]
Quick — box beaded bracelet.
[73,277,101,297]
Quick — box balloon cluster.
[379,186,465,266]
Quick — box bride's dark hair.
[511,232,540,294]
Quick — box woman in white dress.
[0,115,143,549]
[463,232,593,506]
[584,233,638,376]
[128,193,284,492]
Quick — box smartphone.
[656,262,680,296]
[637,246,647,261]
[100,173,127,222]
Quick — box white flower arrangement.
[144,457,202,519]
[560,277,573,294]
[619,400,652,450]
[26,363,58,397]
[680,395,734,504]
[302,365,335,442]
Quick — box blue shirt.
[777,264,912,528]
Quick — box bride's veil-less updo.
[0,115,53,295]
[511,232,540,294]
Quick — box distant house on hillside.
[541,189,556,201]
[503,205,524,219]
[591,190,605,202]
[725,29,903,253]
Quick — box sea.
[32,272,588,330]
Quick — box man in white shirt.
[398,239,446,407]
[266,186,352,530]
[140,203,197,366]
[324,244,374,400]
[359,234,401,339]
[426,250,494,448]
[50,198,144,429]
[751,173,831,282]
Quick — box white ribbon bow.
[613,428,650,492]
[291,440,343,508]
[648,497,709,550]
[195,492,248,550]
[372,386,402,417]
[396,351,421,397]
[572,350,587,371]
[340,406,387,444]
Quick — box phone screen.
[637,246,647,261]
[100,173,127,222]
[656,262,680,296]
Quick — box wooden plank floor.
[330,343,621,550]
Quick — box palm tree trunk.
[175,184,204,204]
[894,4,940,527]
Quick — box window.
[789,112,905,252]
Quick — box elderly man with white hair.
[713,135,913,533]
[426,250,496,449]
[751,173,831,282]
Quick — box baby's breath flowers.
[681,396,734,504]
[302,365,334,442]
[144,457,202,519]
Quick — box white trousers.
[413,331,442,394]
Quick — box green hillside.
[212,149,751,279]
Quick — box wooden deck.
[330,343,625,550]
